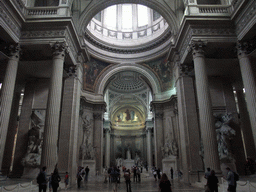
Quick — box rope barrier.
[249,182,256,189]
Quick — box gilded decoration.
[111,108,145,130]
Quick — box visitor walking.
[64,172,69,189]
[110,167,120,192]
[51,168,61,192]
[159,173,172,192]
[85,166,90,181]
[224,167,236,192]
[206,170,218,192]
[124,169,132,192]
[153,167,157,181]
[37,166,47,192]
[170,167,173,180]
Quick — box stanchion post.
[18,183,20,192]
[248,180,250,192]
[30,181,32,191]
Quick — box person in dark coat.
[159,173,172,192]
[51,168,61,192]
[207,170,219,192]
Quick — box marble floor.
[62,175,204,192]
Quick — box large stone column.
[237,42,256,150]
[0,44,21,169]
[174,58,203,182]
[191,41,220,172]
[234,86,256,160]
[58,64,82,183]
[41,42,67,173]
[151,102,164,169]
[93,103,106,173]
[146,126,153,167]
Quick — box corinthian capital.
[236,41,250,56]
[189,40,206,56]
[9,44,21,59]
[51,42,68,57]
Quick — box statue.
[22,110,45,168]
[161,134,179,158]
[214,113,236,161]
[126,147,131,159]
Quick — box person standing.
[124,169,132,192]
[206,170,218,192]
[153,167,157,181]
[37,166,47,192]
[133,166,137,182]
[170,167,173,180]
[51,168,61,192]
[110,167,120,192]
[159,173,172,192]
[85,166,90,181]
[64,172,69,189]
[48,173,53,192]
[225,167,236,192]
[205,167,211,179]
[77,168,83,189]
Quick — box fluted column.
[235,86,256,159]
[237,42,256,150]
[0,44,21,169]
[146,127,153,167]
[41,42,67,173]
[191,41,220,172]
[105,128,111,168]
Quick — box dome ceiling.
[83,4,173,63]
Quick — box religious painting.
[83,57,109,92]
[143,55,174,92]
[112,108,145,130]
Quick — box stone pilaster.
[105,126,111,168]
[190,40,220,172]
[41,42,67,173]
[146,126,153,167]
[237,42,256,151]
[58,64,82,183]
[151,102,164,169]
[0,44,21,169]
[93,103,106,173]
[174,56,203,183]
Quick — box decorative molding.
[84,29,172,54]
[236,0,256,36]
[0,6,21,37]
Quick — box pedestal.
[22,167,40,179]
[123,159,135,170]
[162,156,177,178]
[80,160,96,176]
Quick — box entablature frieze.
[20,22,88,65]
[168,20,236,64]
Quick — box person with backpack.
[37,166,47,192]
[124,169,132,192]
[51,168,61,192]
[225,167,237,192]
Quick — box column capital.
[64,65,77,77]
[155,113,164,119]
[51,42,68,58]
[179,63,194,76]
[236,41,250,58]
[189,40,206,58]
[8,44,21,59]
[146,127,153,133]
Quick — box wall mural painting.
[144,56,174,91]
[83,58,109,92]
[115,109,139,123]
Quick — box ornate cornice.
[178,26,236,61]
[84,29,172,54]
[236,0,256,37]
[0,5,21,38]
